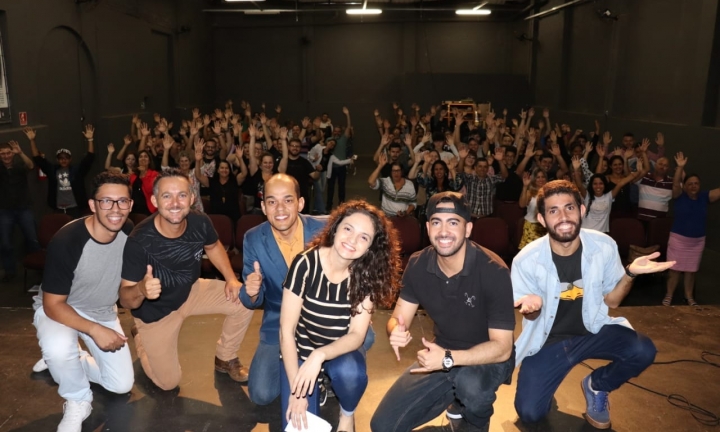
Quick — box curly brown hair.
[309,200,402,315]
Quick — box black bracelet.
[625,265,637,279]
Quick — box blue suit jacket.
[239,214,326,344]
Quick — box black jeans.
[326,166,346,212]
[371,353,514,431]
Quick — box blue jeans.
[371,354,514,431]
[0,208,40,275]
[280,347,368,429]
[514,324,656,424]
[249,327,375,406]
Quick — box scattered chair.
[609,218,646,265]
[230,214,267,278]
[202,214,234,277]
[22,213,73,290]
[471,217,511,262]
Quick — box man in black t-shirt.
[120,169,257,390]
[285,138,319,214]
[371,192,515,432]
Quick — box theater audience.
[196,148,246,224]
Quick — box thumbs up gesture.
[388,314,412,361]
[244,261,263,298]
[140,265,162,300]
[411,337,444,374]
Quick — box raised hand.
[279,127,288,140]
[503,108,508,117]
[22,127,36,141]
[674,152,687,168]
[203,114,211,127]
[8,140,21,154]
[247,124,258,138]
[82,124,95,140]
[107,143,115,153]
[389,315,411,361]
[525,142,535,157]
[623,147,635,160]
[153,113,161,123]
[140,265,161,300]
[596,144,606,158]
[651,131,664,147]
[603,131,612,146]
[520,109,527,120]
[522,171,532,186]
[571,155,582,171]
[585,141,593,155]
[494,146,505,161]
[380,134,390,147]
[458,147,469,160]
[192,108,200,119]
[543,108,550,118]
[550,142,561,157]
[447,156,458,171]
[640,138,651,153]
[163,135,174,151]
[378,151,388,166]
[342,106,349,115]
[404,133,413,148]
[194,139,205,161]
[528,107,535,117]
[275,105,282,114]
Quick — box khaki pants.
[133,278,254,390]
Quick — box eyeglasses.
[95,198,132,210]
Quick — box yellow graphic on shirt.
[559,283,584,301]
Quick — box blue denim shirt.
[511,229,631,365]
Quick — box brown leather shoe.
[214,357,248,383]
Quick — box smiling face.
[204,140,217,158]
[533,170,548,188]
[90,183,132,234]
[684,175,700,197]
[178,156,191,171]
[151,176,193,225]
[138,151,150,168]
[426,203,472,258]
[0,145,13,167]
[591,177,605,197]
[332,212,376,261]
[475,160,489,178]
[655,157,669,177]
[261,155,275,173]
[261,176,304,234]
[217,161,231,179]
[538,193,584,243]
[124,154,136,170]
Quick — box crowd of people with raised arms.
[1,100,716,432]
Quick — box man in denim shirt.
[511,180,674,430]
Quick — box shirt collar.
[426,238,475,278]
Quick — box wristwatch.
[625,265,637,279]
[442,350,454,372]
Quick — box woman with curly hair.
[518,168,548,249]
[280,200,402,432]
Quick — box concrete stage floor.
[1,304,718,432]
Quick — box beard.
[431,235,465,258]
[546,220,581,243]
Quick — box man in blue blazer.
[239,174,328,405]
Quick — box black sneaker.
[446,401,462,421]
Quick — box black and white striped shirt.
[283,247,351,361]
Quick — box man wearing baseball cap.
[25,125,96,218]
[371,191,516,432]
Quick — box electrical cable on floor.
[580,351,720,427]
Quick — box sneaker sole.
[445,411,463,420]
[581,380,611,429]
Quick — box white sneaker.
[27,284,41,293]
[32,358,48,373]
[57,400,92,432]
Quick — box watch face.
[443,357,453,368]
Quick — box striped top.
[283,247,351,361]
[637,174,673,220]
